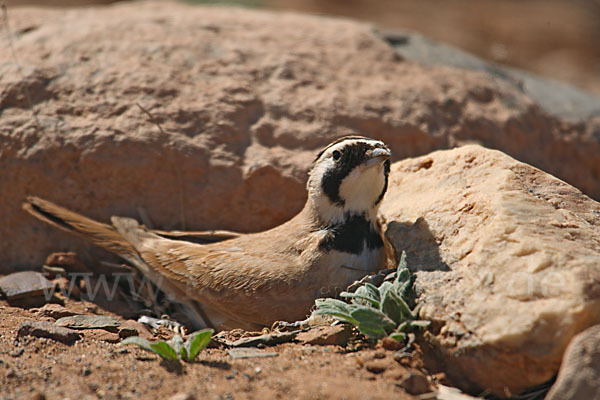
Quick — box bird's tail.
[22,196,139,260]
[23,196,215,329]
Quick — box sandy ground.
[0,295,433,400]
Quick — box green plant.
[312,252,430,341]
[122,328,213,362]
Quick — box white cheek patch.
[338,163,385,215]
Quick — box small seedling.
[313,252,430,340]
[122,328,213,362]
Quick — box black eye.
[332,150,341,160]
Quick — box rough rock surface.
[384,30,600,122]
[381,145,600,395]
[0,271,54,300]
[546,324,600,400]
[296,325,352,346]
[1,2,600,270]
[17,320,81,344]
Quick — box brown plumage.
[23,136,392,331]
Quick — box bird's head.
[307,136,391,224]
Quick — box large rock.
[380,145,600,395]
[1,1,600,271]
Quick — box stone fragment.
[297,325,352,346]
[83,330,121,343]
[18,320,81,344]
[168,392,195,400]
[381,145,600,395]
[546,324,600,400]
[56,315,121,331]
[118,320,153,339]
[396,372,432,395]
[364,361,387,374]
[0,271,54,300]
[228,348,278,359]
[381,337,404,351]
[230,331,298,347]
[35,303,78,319]
[45,252,89,273]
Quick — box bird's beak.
[364,147,391,168]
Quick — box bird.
[23,136,392,331]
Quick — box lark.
[24,136,392,331]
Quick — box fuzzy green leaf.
[340,292,380,308]
[122,336,154,353]
[122,336,179,361]
[315,298,350,311]
[393,290,414,319]
[356,321,388,339]
[350,306,396,338]
[313,298,358,325]
[344,282,382,307]
[396,279,412,299]
[389,331,406,342]
[397,251,407,270]
[149,341,179,361]
[378,281,393,299]
[409,320,431,329]
[395,321,411,333]
[362,283,381,302]
[381,289,403,324]
[184,329,213,361]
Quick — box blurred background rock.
[6,0,600,96]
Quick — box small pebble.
[168,392,195,400]
[396,372,431,395]
[228,348,278,359]
[381,337,404,351]
[365,361,387,374]
[30,391,46,400]
[10,347,24,357]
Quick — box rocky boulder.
[381,145,600,395]
[1,1,600,270]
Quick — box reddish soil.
[0,295,434,399]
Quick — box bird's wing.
[113,217,318,327]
